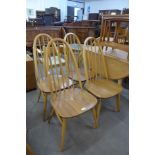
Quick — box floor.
[26,88,129,155]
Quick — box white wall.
[84,0,129,19]
[67,1,84,8]
[26,0,67,21]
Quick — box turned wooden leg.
[37,90,41,103]
[48,108,55,124]
[92,107,97,128]
[116,94,121,112]
[60,118,67,151]
[96,99,102,127]
[43,93,47,121]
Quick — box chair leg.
[96,99,102,127]
[60,118,67,151]
[48,108,55,124]
[116,94,121,112]
[92,107,97,128]
[37,90,41,103]
[43,93,47,121]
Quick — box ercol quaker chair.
[33,33,52,120]
[83,37,123,126]
[33,33,73,121]
[46,38,97,151]
[64,32,86,82]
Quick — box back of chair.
[33,33,52,85]
[64,33,83,66]
[83,37,108,85]
[45,38,82,100]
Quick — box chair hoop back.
[45,38,83,99]
[64,33,83,66]
[33,33,52,85]
[83,37,108,85]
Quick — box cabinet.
[26,55,36,91]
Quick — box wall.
[67,1,84,8]
[84,0,129,19]
[26,0,67,21]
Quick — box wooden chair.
[83,37,123,126]
[33,33,73,120]
[46,38,98,151]
[64,32,86,82]
[33,33,52,121]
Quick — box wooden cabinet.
[64,26,96,43]
[26,26,65,48]
[26,55,36,91]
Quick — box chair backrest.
[33,33,52,85]
[83,37,129,81]
[45,38,82,99]
[64,33,83,67]
[83,37,108,85]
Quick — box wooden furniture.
[100,15,129,43]
[83,37,123,126]
[99,9,121,15]
[63,26,96,43]
[33,33,52,120]
[26,26,65,48]
[64,32,86,82]
[33,33,73,121]
[104,53,129,81]
[26,54,36,91]
[88,13,99,20]
[45,7,61,22]
[46,38,98,151]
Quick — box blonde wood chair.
[46,38,98,151]
[33,33,52,121]
[83,37,123,126]
[33,33,73,121]
[64,32,86,82]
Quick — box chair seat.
[69,68,86,82]
[38,76,73,93]
[51,88,97,118]
[86,79,122,98]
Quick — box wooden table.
[84,45,129,80]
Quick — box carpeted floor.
[26,88,129,155]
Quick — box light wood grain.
[33,34,73,121]
[51,88,97,118]
[33,33,52,120]
[64,33,86,82]
[86,79,122,98]
[46,38,97,151]
[83,37,123,125]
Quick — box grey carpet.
[26,88,129,155]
